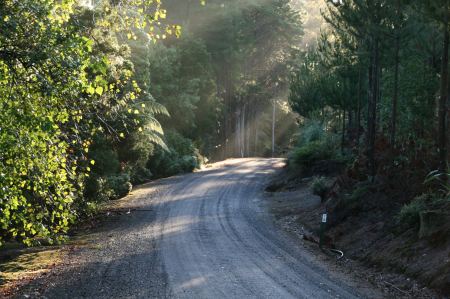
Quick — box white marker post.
[319,213,327,248]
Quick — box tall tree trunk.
[223,66,231,159]
[241,104,246,158]
[246,104,250,157]
[348,108,353,133]
[377,62,382,130]
[391,35,400,147]
[255,118,259,156]
[357,67,362,148]
[367,38,379,179]
[341,109,346,154]
[236,108,240,158]
[272,99,276,157]
[438,12,449,173]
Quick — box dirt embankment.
[266,162,449,298]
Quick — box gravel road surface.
[18,158,383,299]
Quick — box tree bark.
[391,35,400,147]
[255,118,259,156]
[341,109,346,154]
[246,104,250,157]
[367,38,379,179]
[357,67,362,148]
[241,104,247,158]
[236,108,240,158]
[272,99,276,157]
[223,66,231,159]
[438,12,449,173]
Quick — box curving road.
[22,158,381,299]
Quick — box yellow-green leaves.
[95,86,103,96]
[0,0,115,246]
[86,86,95,95]
[94,0,181,42]
[0,0,173,248]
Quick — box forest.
[0,0,305,246]
[285,0,450,293]
[288,0,450,229]
[0,0,450,293]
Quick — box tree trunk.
[246,104,250,157]
[272,99,276,157]
[236,108,240,158]
[391,35,400,147]
[255,118,259,156]
[438,12,449,173]
[241,104,245,158]
[223,66,231,159]
[348,108,353,133]
[377,62,382,130]
[367,38,379,179]
[341,109,346,154]
[357,67,362,148]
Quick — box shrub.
[296,120,326,147]
[397,195,427,228]
[84,173,132,202]
[89,136,121,176]
[84,176,110,202]
[289,120,340,169]
[310,176,329,202]
[348,184,370,202]
[425,169,450,197]
[292,140,334,167]
[129,165,153,185]
[84,136,123,201]
[106,174,133,200]
[116,132,156,185]
[148,130,201,178]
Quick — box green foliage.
[145,36,221,156]
[289,0,449,194]
[148,131,201,178]
[348,185,370,203]
[163,0,303,158]
[0,0,99,246]
[85,176,111,203]
[295,120,327,147]
[310,176,329,202]
[397,195,428,228]
[0,0,303,247]
[84,173,132,207]
[290,122,338,168]
[425,169,450,197]
[396,192,450,230]
[89,137,121,176]
[105,174,133,200]
[292,141,333,167]
[0,0,172,246]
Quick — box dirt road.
[19,158,383,298]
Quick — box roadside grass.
[0,183,154,296]
[0,245,65,296]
